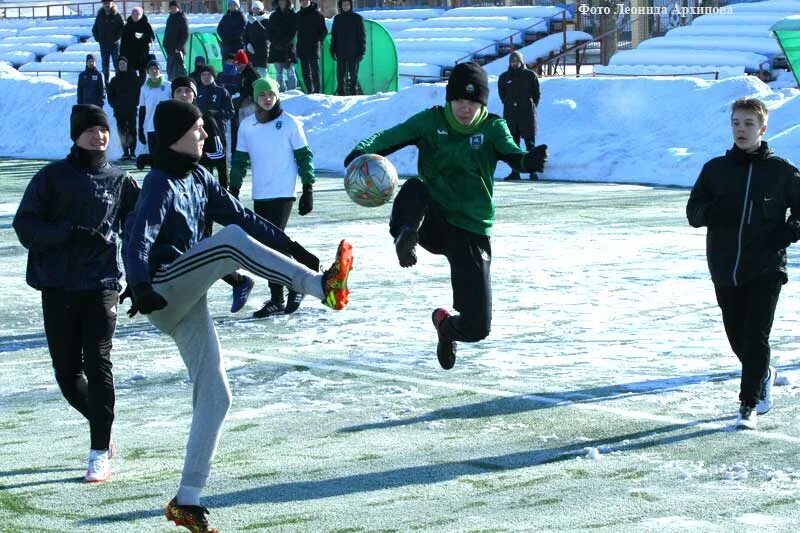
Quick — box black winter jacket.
[498,66,540,138]
[164,11,189,53]
[120,15,155,70]
[244,15,269,67]
[237,64,261,106]
[687,142,800,287]
[77,67,105,107]
[201,111,226,164]
[267,7,297,64]
[107,69,140,117]
[13,147,140,291]
[196,80,235,132]
[92,5,125,48]
[330,10,365,61]
[217,9,247,54]
[297,2,327,59]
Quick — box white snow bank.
[610,49,769,73]
[638,36,781,57]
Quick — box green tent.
[772,16,800,87]
[157,20,397,95]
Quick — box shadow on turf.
[336,363,800,434]
[79,415,731,525]
[0,467,83,489]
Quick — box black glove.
[119,285,139,318]
[523,144,548,173]
[344,150,364,168]
[229,186,240,199]
[72,225,110,244]
[298,183,313,216]
[131,283,168,314]
[706,200,740,228]
[769,222,800,250]
[287,239,320,272]
[137,106,146,143]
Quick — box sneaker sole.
[324,240,353,310]
[84,473,111,483]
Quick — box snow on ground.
[1,61,799,186]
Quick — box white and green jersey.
[235,111,311,200]
[137,77,172,134]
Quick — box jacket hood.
[126,14,150,24]
[337,0,354,12]
[726,141,773,163]
[98,4,119,16]
[509,50,526,69]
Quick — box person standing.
[344,62,547,370]
[243,0,269,77]
[13,104,140,483]
[120,6,155,83]
[196,65,235,173]
[217,0,247,59]
[686,97,800,430]
[92,0,124,83]
[190,55,206,87]
[329,0,365,96]
[498,50,541,180]
[123,99,352,531]
[230,77,316,317]
[107,56,141,159]
[296,0,327,93]
[136,59,172,159]
[77,54,105,108]
[233,49,261,123]
[163,0,189,80]
[267,0,298,92]
[217,52,242,153]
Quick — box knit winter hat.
[509,50,525,67]
[171,75,197,98]
[70,104,110,141]
[146,58,160,71]
[446,62,489,107]
[85,53,95,62]
[169,0,178,7]
[131,6,143,15]
[234,49,249,64]
[253,77,280,101]
[198,65,216,78]
[153,100,202,149]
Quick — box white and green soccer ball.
[344,153,399,208]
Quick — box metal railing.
[453,14,551,65]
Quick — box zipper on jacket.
[747,201,753,225]
[732,163,754,286]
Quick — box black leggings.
[254,197,295,303]
[390,179,492,343]
[336,59,360,96]
[42,289,117,450]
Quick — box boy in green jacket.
[345,62,547,369]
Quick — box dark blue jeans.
[99,42,120,83]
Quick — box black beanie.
[70,104,109,141]
[446,62,489,107]
[153,100,202,149]
[198,65,216,78]
[171,75,197,98]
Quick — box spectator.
[163,0,189,80]
[498,51,541,180]
[234,49,261,123]
[196,65,235,179]
[120,6,155,83]
[136,59,172,158]
[330,0,365,96]
[190,55,206,86]
[244,0,269,77]
[92,0,124,83]
[107,57,141,159]
[296,0,327,93]
[217,52,242,152]
[77,54,105,108]
[217,0,247,59]
[268,0,298,92]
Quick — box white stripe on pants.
[146,224,324,489]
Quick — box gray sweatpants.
[146,224,324,490]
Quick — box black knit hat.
[171,75,197,98]
[446,62,489,107]
[153,100,202,149]
[70,104,109,141]
[85,53,95,62]
[198,65,216,78]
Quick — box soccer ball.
[344,153,399,208]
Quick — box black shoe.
[284,290,305,314]
[432,308,457,370]
[529,172,539,180]
[394,227,418,268]
[505,172,521,181]
[252,300,285,318]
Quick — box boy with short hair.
[345,62,547,370]
[687,97,800,430]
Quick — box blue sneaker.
[230,275,255,313]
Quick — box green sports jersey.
[352,105,527,236]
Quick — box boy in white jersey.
[229,77,316,317]
[136,59,172,159]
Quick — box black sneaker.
[735,403,757,430]
[529,172,539,181]
[505,172,521,181]
[284,290,305,314]
[432,308,457,370]
[252,300,285,318]
[394,227,418,268]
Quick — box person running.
[123,99,352,532]
[344,62,547,370]
[13,104,140,483]
[686,97,800,430]
[229,77,315,317]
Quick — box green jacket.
[350,105,527,236]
